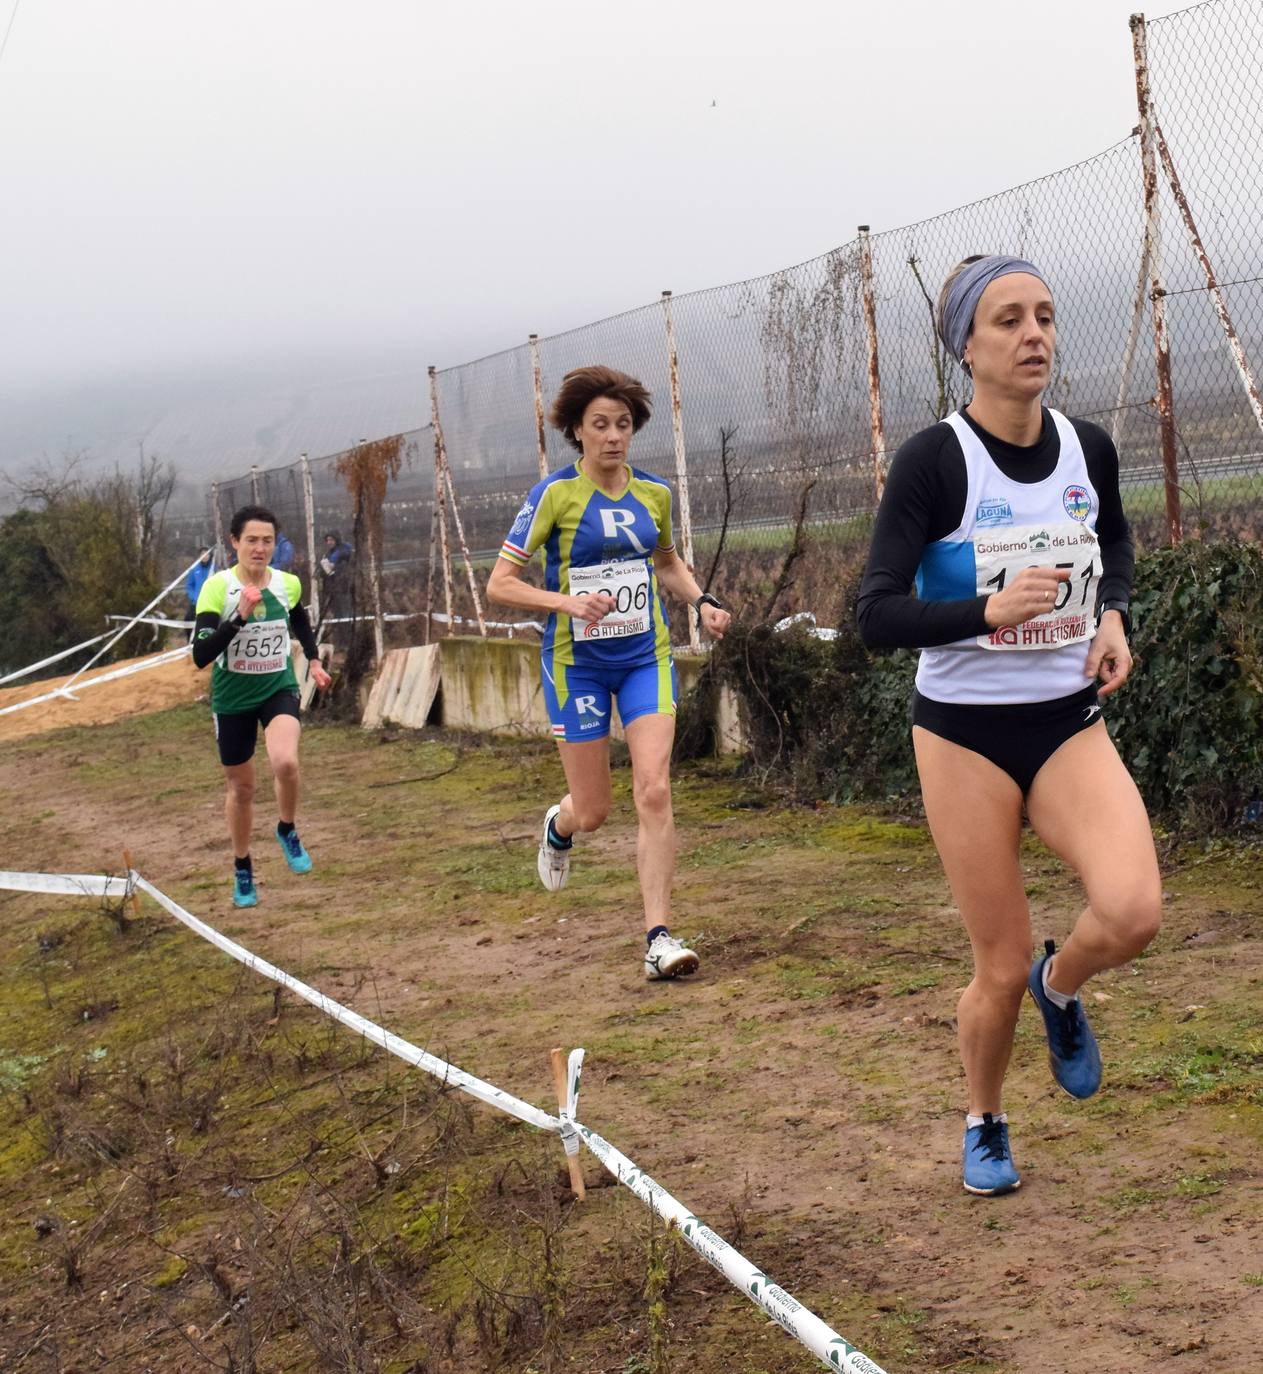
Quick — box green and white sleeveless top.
[196,566,302,713]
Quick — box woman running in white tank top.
[857,256,1161,1196]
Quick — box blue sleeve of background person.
[270,536,295,569]
[186,560,211,605]
[856,426,991,650]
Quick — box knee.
[971,956,1031,1005]
[571,800,610,832]
[272,756,300,785]
[632,775,672,820]
[1101,886,1162,955]
[226,776,254,805]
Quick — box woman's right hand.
[237,585,264,617]
[560,592,616,623]
[983,566,1071,629]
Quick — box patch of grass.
[1175,1171,1225,1199]
[1104,1186,1166,1213]
[886,970,944,997]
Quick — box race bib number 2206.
[568,559,651,641]
[975,524,1099,651]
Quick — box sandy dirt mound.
[0,650,205,742]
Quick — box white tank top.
[915,409,1101,706]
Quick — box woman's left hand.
[700,603,732,641]
[1087,611,1132,698]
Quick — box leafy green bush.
[1108,540,1263,831]
[707,583,917,802]
[703,542,1263,834]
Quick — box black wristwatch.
[693,592,723,620]
[1096,599,1132,636]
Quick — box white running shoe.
[536,804,571,892]
[644,932,699,981]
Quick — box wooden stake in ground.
[121,849,142,919]
[550,1046,586,1200]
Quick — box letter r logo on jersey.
[599,507,649,554]
[574,695,607,717]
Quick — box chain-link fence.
[196,0,1263,648]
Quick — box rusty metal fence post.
[211,481,225,566]
[300,452,319,627]
[1131,10,1182,545]
[858,226,888,502]
[1154,123,1263,440]
[1112,233,1152,450]
[530,333,549,479]
[427,366,455,636]
[661,290,701,653]
[427,367,487,638]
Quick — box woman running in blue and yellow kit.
[488,366,731,981]
[858,257,1161,1196]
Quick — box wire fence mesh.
[191,0,1263,647]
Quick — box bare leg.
[1026,723,1162,995]
[914,726,1031,1117]
[224,760,255,857]
[264,714,302,825]
[553,737,612,839]
[623,713,677,932]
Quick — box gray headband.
[941,256,1049,362]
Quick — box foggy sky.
[0,0,1164,477]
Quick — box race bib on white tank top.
[915,409,1101,706]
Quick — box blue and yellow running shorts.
[541,656,677,743]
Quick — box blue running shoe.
[962,1113,1020,1195]
[1028,938,1102,1099]
[233,870,258,908]
[276,826,312,875]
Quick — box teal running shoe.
[233,870,258,908]
[1028,939,1102,1099]
[276,826,312,874]
[962,1114,1020,1196]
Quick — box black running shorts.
[912,685,1102,795]
[213,689,301,768]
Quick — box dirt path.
[0,650,203,743]
[2,707,1260,1372]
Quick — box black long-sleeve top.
[856,408,1134,649]
[192,603,320,670]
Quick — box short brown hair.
[548,366,652,452]
[935,255,986,376]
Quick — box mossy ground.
[0,705,1260,1372]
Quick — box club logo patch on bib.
[975,498,1014,528]
[1063,485,1092,522]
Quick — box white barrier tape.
[60,554,205,696]
[574,1122,888,1374]
[107,615,195,629]
[0,631,116,687]
[1,868,887,1373]
[0,646,192,718]
[321,611,544,633]
[129,874,559,1134]
[774,611,840,642]
[0,871,132,899]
